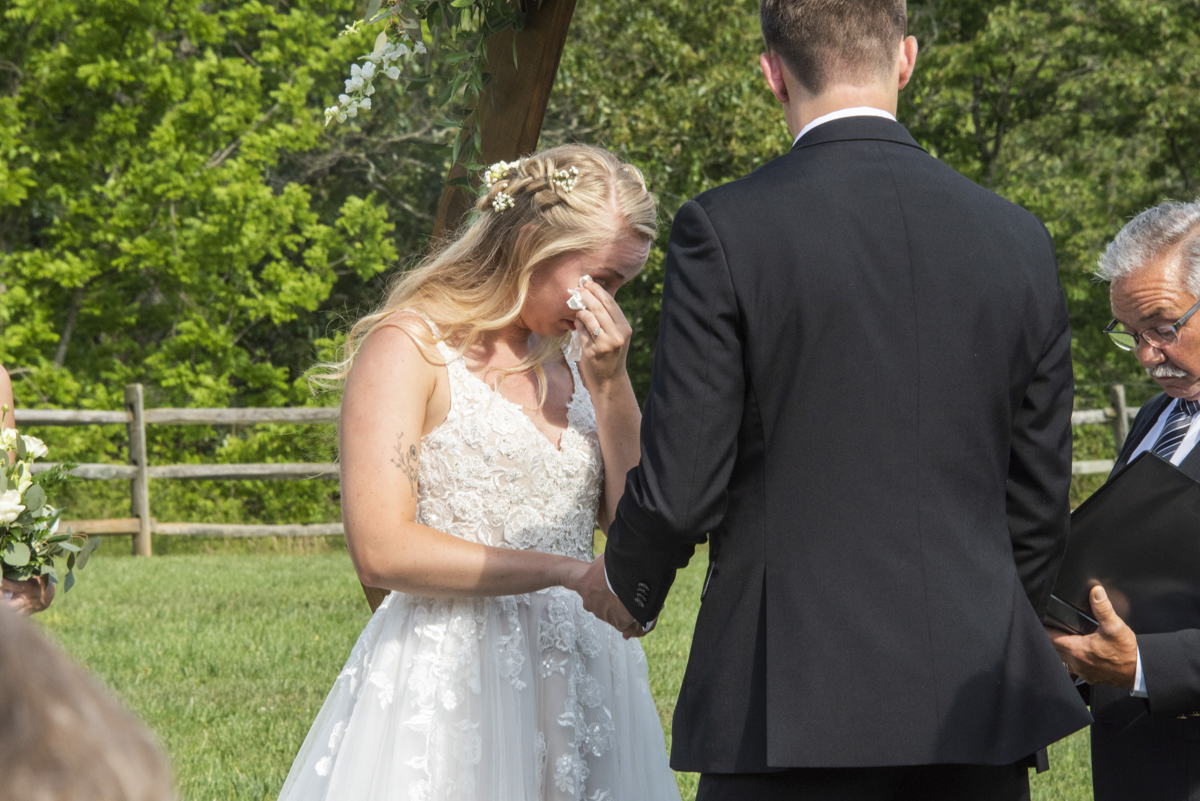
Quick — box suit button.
[634,597,645,608]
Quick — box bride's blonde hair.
[312,144,657,399]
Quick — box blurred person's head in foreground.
[0,603,175,800]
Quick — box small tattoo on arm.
[391,433,419,494]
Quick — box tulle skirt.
[278,587,682,801]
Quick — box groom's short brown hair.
[760,0,908,95]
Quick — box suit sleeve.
[1140,630,1200,718]
[1006,228,1074,619]
[603,200,744,626]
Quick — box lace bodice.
[416,330,604,562]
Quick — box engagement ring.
[592,328,601,337]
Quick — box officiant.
[1049,198,1200,801]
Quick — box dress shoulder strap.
[393,309,456,363]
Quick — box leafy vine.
[326,0,540,171]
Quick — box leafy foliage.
[325,0,537,172]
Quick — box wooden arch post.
[360,0,578,613]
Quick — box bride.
[279,144,682,801]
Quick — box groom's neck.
[786,83,899,140]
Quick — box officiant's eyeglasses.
[1104,297,1200,351]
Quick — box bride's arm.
[573,283,642,532]
[340,326,588,597]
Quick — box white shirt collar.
[792,107,898,147]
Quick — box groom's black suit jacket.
[1088,393,1200,800]
[604,117,1092,772]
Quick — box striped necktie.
[1151,399,1200,460]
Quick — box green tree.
[0,0,433,523]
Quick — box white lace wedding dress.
[278,330,681,801]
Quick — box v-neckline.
[458,359,579,454]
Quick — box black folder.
[1045,451,1200,636]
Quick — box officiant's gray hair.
[1096,199,1200,295]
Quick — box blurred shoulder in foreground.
[0,603,176,801]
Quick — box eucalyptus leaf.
[63,569,74,593]
[77,537,99,571]
[2,541,30,567]
[60,541,81,553]
[23,484,46,513]
[67,551,75,570]
[0,470,6,491]
[363,0,382,24]
[15,434,25,461]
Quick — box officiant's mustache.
[1147,362,1190,379]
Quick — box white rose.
[0,428,17,452]
[20,435,47,460]
[0,489,25,525]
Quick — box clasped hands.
[1045,584,1139,689]
[569,554,648,640]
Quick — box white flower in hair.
[551,166,579,193]
[492,190,515,213]
[484,160,522,189]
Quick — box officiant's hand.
[573,555,646,639]
[1046,585,1137,689]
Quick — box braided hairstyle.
[313,144,657,401]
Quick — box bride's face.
[519,230,651,337]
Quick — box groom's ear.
[760,52,791,105]
[896,35,919,91]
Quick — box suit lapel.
[1112,393,1172,476]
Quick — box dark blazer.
[603,117,1092,772]
[1091,392,1200,800]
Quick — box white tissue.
[565,275,593,362]
[567,330,583,362]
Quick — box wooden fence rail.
[11,383,1141,556]
[14,384,341,556]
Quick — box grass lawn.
[37,544,1092,800]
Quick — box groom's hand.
[1046,584,1138,689]
[576,555,646,639]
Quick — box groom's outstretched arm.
[1006,229,1074,619]
[602,199,745,627]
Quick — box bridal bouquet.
[0,410,95,592]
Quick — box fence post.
[1111,384,1129,453]
[125,384,152,557]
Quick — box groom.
[577,0,1092,798]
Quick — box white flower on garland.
[326,31,426,127]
